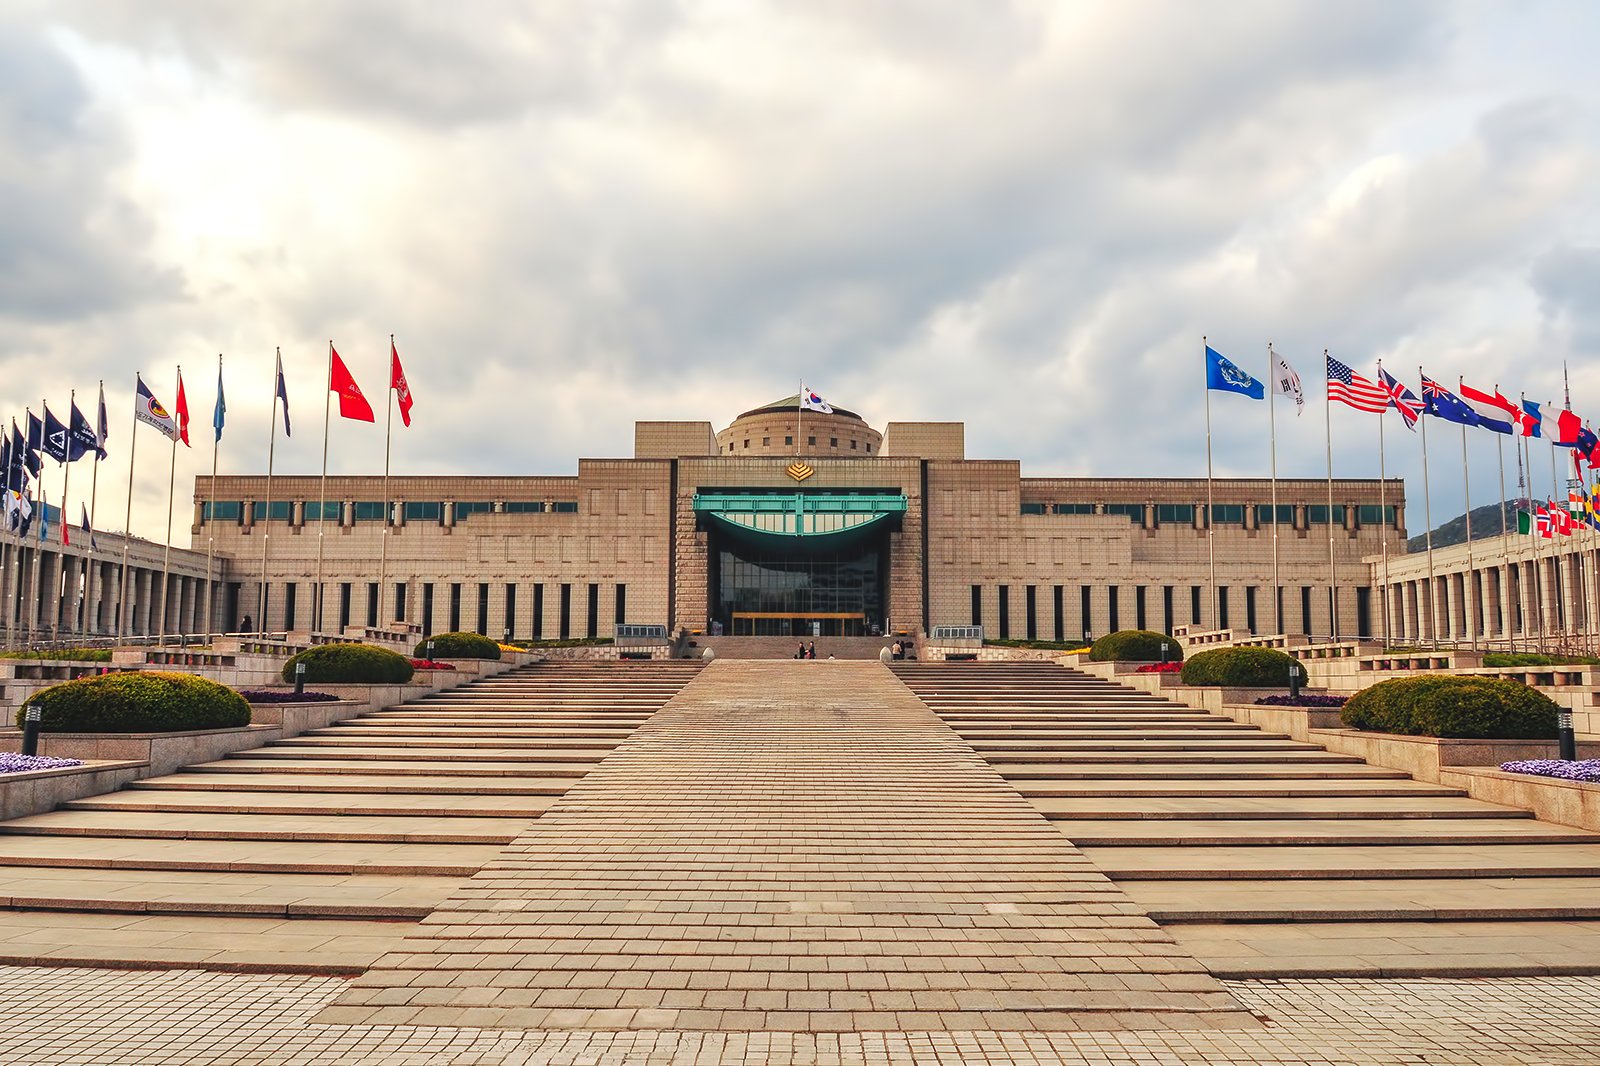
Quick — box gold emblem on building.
[786,461,814,482]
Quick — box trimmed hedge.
[413,632,501,661]
[21,672,250,733]
[1340,676,1559,739]
[281,644,414,685]
[1180,647,1299,687]
[1483,653,1600,668]
[1088,630,1181,663]
[0,648,113,662]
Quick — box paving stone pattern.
[0,660,701,972]
[894,660,1600,977]
[321,660,1258,1033]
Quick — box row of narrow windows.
[253,581,626,639]
[200,500,578,523]
[1018,503,1395,526]
[727,436,871,452]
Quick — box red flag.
[175,370,191,447]
[1557,408,1583,447]
[391,342,413,427]
[329,346,375,422]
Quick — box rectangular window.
[615,583,626,625]
[504,583,516,640]
[1154,503,1193,525]
[559,583,571,639]
[1356,586,1372,638]
[395,582,407,623]
[1081,585,1092,641]
[1051,503,1095,515]
[1209,504,1245,525]
[1135,585,1147,631]
[504,501,545,514]
[366,582,378,628]
[998,585,1010,639]
[251,500,293,521]
[1358,504,1395,526]
[1025,585,1037,641]
[1308,504,1347,524]
[1219,586,1231,628]
[303,501,343,523]
[284,583,297,630]
[1053,585,1064,642]
[1105,503,1144,523]
[1191,585,1201,625]
[201,501,242,521]
[422,583,434,637]
[1301,585,1313,635]
[551,501,578,513]
[404,501,443,522]
[533,583,544,639]
[338,583,351,631]
[1019,502,1046,515]
[1163,585,1174,634]
[1245,585,1257,634]
[1255,504,1297,525]
[449,583,461,632]
[477,582,489,635]
[970,584,982,627]
[808,436,816,445]
[351,501,386,521]
[1108,586,1119,632]
[454,502,494,523]
[785,435,793,445]
[587,583,599,638]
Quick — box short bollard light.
[1288,663,1302,701]
[426,640,435,664]
[1559,707,1577,762]
[21,705,41,758]
[1160,642,1169,663]
[294,661,306,697]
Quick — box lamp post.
[426,640,435,665]
[293,661,306,697]
[1559,706,1577,762]
[1288,662,1302,701]
[21,705,41,757]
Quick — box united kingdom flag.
[1377,367,1424,431]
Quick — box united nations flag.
[1204,345,1265,400]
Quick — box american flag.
[1326,355,1389,413]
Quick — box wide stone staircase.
[0,660,701,973]
[892,660,1600,977]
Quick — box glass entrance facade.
[710,529,888,637]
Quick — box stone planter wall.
[1438,767,1600,833]
[0,760,149,821]
[0,724,281,778]
[1306,727,1600,785]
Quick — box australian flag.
[1419,373,1479,428]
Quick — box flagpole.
[159,368,179,641]
[1203,337,1217,631]
[1549,409,1562,634]
[1520,394,1544,647]
[1377,364,1391,647]
[28,400,44,645]
[1323,350,1338,641]
[204,354,221,638]
[378,335,394,627]
[1495,385,1508,537]
[315,341,332,635]
[1457,377,1475,650]
[2,420,15,646]
[1268,343,1281,636]
[796,379,803,459]
[1417,366,1436,646]
[60,392,74,636]
[117,379,139,641]
[258,349,281,633]
[84,384,103,634]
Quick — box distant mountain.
[1407,500,1521,553]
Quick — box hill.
[1406,500,1521,553]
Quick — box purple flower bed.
[1500,759,1600,783]
[236,690,341,704]
[0,753,84,774]
[1254,694,1348,707]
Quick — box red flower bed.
[1134,661,1183,673]
[408,658,457,671]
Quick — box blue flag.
[1204,345,1265,399]
[1420,373,1479,427]
[67,402,96,462]
[213,364,227,443]
[42,405,69,463]
[1523,399,1544,439]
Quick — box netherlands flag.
[1457,382,1516,435]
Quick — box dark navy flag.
[67,402,97,462]
[9,423,26,486]
[81,504,96,549]
[42,405,69,463]
[1420,373,1479,427]
[274,349,292,437]
[1204,345,1265,399]
[22,412,41,477]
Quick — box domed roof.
[737,395,866,422]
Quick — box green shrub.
[514,637,615,648]
[1341,676,1559,739]
[1088,630,1181,663]
[1482,653,1600,668]
[983,638,1083,650]
[0,648,113,662]
[1180,647,1299,687]
[281,644,414,684]
[21,672,250,733]
[413,632,501,660]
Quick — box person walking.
[807,641,816,660]
[796,641,806,659]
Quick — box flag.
[67,402,96,462]
[1272,350,1304,414]
[1554,502,1573,537]
[1376,367,1424,430]
[0,436,9,492]
[799,385,834,413]
[1458,383,1516,434]
[329,346,375,422]
[1554,408,1584,448]
[1204,346,1265,399]
[37,489,47,543]
[1420,373,1479,427]
[213,364,226,443]
[9,422,28,486]
[175,370,191,447]
[1326,355,1389,412]
[15,491,32,537]
[274,350,293,437]
[1535,504,1553,538]
[391,342,413,427]
[1518,509,1533,535]
[1520,399,1544,438]
[1576,425,1600,467]
[135,375,178,441]
[60,503,68,546]
[41,405,69,463]
[23,411,41,476]
[96,381,109,459]
[81,503,94,549]
[2,490,16,534]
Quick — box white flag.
[799,385,833,414]
[1272,351,1304,415]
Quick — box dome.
[715,395,882,458]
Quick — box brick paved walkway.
[319,661,1255,1032]
[3,965,1598,1064]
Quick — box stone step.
[1004,764,1408,781]
[0,910,415,974]
[994,753,1366,767]
[67,790,557,818]
[279,737,630,753]
[1122,877,1600,922]
[193,758,603,775]
[1055,818,1597,847]
[960,729,1276,742]
[0,835,502,876]
[129,772,581,795]
[0,810,533,844]
[1032,795,1521,819]
[301,726,638,739]
[977,741,1322,755]
[1024,780,1464,801]
[1083,843,1600,879]
[232,745,616,761]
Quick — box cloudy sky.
[4,0,1599,543]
